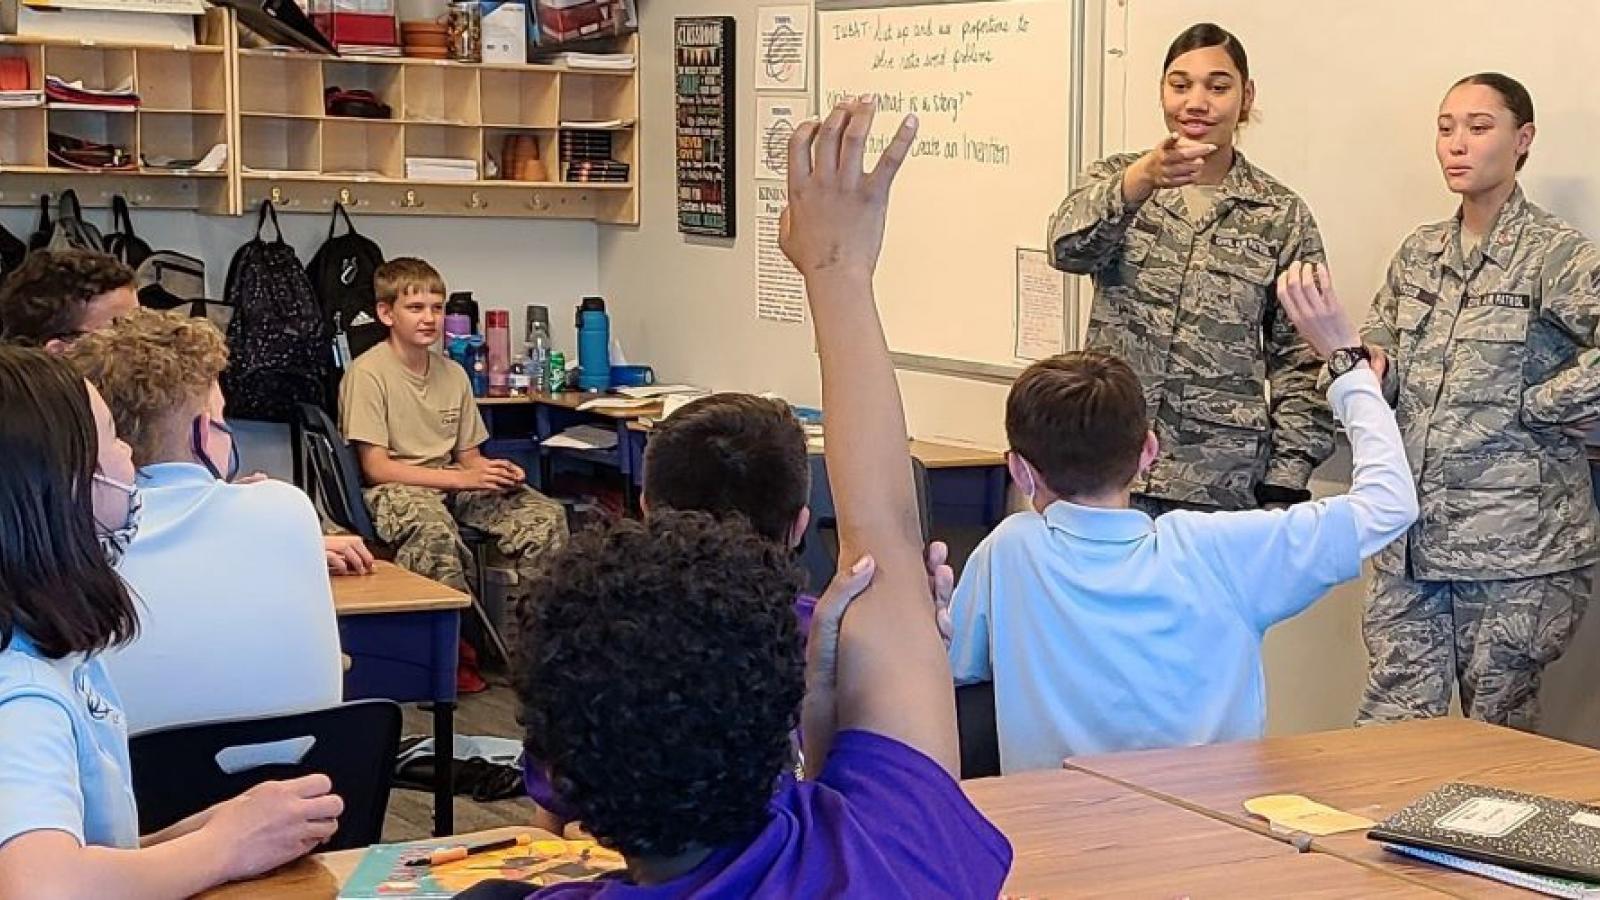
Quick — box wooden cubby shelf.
[0,16,637,220]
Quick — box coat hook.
[529,192,549,211]
[401,189,424,209]
[269,186,285,204]
[338,187,355,206]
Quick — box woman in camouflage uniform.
[1048,23,1332,515]
[1359,74,1600,730]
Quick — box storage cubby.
[238,53,323,117]
[139,112,227,167]
[322,119,402,178]
[241,117,321,174]
[0,108,47,169]
[483,127,556,182]
[47,108,137,166]
[323,60,401,120]
[402,63,479,124]
[43,45,136,95]
[136,49,226,113]
[405,124,480,164]
[557,72,634,125]
[480,69,558,127]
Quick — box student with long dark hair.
[1048,23,1332,515]
[1360,73,1600,729]
[0,346,345,898]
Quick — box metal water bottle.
[575,296,610,393]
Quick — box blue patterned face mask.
[92,472,142,567]
[192,417,240,482]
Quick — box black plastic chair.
[297,402,510,665]
[799,455,933,592]
[128,700,402,850]
[956,681,1000,780]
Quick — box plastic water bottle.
[527,305,553,395]
[466,334,488,397]
[575,296,610,393]
[486,309,511,398]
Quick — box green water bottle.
[547,349,566,393]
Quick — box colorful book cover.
[338,837,624,898]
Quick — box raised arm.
[1260,202,1335,503]
[782,99,958,775]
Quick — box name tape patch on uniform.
[1212,234,1276,258]
[1464,292,1531,311]
[1397,283,1440,305]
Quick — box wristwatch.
[1327,346,1372,378]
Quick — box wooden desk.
[1065,718,1600,897]
[332,561,470,615]
[331,562,469,837]
[964,769,1442,897]
[200,827,550,899]
[478,391,664,421]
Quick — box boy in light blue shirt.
[948,263,1418,773]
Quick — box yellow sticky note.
[1243,794,1376,836]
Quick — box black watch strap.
[1327,346,1372,378]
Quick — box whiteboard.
[1105,0,1600,324]
[817,0,1079,375]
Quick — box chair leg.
[467,541,512,667]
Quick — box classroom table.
[332,561,471,838]
[197,826,551,899]
[1064,718,1600,897]
[963,768,1442,897]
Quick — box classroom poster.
[755,95,802,180]
[675,16,736,237]
[755,179,806,324]
[1014,247,1065,360]
[755,5,810,92]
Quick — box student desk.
[332,562,470,838]
[1064,718,1600,897]
[963,768,1441,897]
[197,827,553,899]
[478,393,662,506]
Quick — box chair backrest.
[128,700,402,850]
[955,681,1000,780]
[297,401,378,544]
[799,455,933,591]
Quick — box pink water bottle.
[486,308,511,398]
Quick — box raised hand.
[1275,261,1362,360]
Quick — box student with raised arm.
[512,99,1009,898]
[948,262,1418,773]
[1048,23,1332,515]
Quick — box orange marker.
[405,833,532,867]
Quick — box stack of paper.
[0,90,43,108]
[45,76,139,110]
[542,425,618,451]
[549,51,635,70]
[405,157,478,181]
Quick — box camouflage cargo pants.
[365,482,568,675]
[1357,566,1593,730]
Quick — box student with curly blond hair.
[66,309,344,734]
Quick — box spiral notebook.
[1369,783,1600,887]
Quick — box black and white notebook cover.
[1369,782,1600,883]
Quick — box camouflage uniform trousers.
[1130,494,1217,518]
[365,482,568,674]
[1357,566,1593,731]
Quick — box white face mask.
[91,472,142,567]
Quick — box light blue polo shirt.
[0,633,139,850]
[949,498,1360,773]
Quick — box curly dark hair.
[519,511,806,859]
[643,393,810,544]
[0,250,135,346]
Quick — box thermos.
[575,296,610,393]
[445,291,479,344]
[486,309,510,398]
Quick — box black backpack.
[29,190,105,254]
[103,196,153,269]
[0,220,24,283]
[220,201,328,423]
[306,203,386,406]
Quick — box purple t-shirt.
[531,730,1011,899]
[525,595,820,820]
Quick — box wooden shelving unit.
[234,33,638,222]
[0,14,638,222]
[0,10,237,213]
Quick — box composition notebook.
[1368,782,1600,885]
[338,837,624,899]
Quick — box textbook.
[338,836,624,898]
[1369,782,1600,885]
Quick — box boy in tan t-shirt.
[339,258,567,675]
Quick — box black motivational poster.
[675,16,736,237]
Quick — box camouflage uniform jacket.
[1364,186,1600,581]
[1048,151,1334,510]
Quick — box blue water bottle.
[576,296,611,393]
